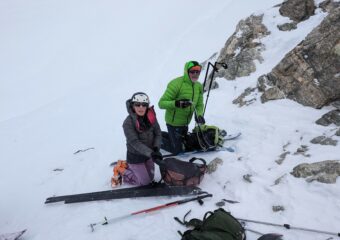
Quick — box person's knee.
[135,170,153,186]
[138,177,152,186]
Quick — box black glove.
[195,115,205,124]
[175,99,192,108]
[151,147,163,162]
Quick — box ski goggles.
[189,69,201,74]
[188,65,202,74]
[133,102,148,107]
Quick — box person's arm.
[158,80,178,110]
[123,118,153,158]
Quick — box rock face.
[260,7,340,108]
[336,128,340,136]
[315,109,340,126]
[214,15,270,81]
[291,160,340,183]
[232,87,257,107]
[319,0,340,13]
[279,0,316,22]
[332,100,340,110]
[206,157,223,174]
[310,136,338,146]
[277,22,297,31]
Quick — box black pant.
[165,124,188,155]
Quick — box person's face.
[133,102,148,116]
[188,68,201,82]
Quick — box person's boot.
[111,160,128,188]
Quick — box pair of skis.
[45,182,205,204]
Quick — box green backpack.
[176,208,246,240]
[185,125,225,151]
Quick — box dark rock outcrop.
[331,100,340,110]
[232,87,257,107]
[315,109,340,126]
[336,129,340,136]
[319,0,340,13]
[291,160,340,183]
[260,7,340,108]
[277,22,298,31]
[310,136,338,146]
[206,157,223,174]
[214,15,270,81]
[279,0,316,22]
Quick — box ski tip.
[0,229,27,240]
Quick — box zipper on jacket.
[172,110,177,123]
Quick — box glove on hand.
[175,99,192,108]
[195,115,205,124]
[151,147,163,162]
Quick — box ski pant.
[123,158,154,186]
[165,124,188,155]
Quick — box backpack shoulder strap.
[174,210,203,229]
[189,157,206,167]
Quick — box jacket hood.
[126,99,135,116]
[183,61,202,83]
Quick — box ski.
[45,183,204,204]
[163,146,235,158]
[0,229,26,240]
[177,146,235,156]
[45,182,158,204]
[223,132,241,141]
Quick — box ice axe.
[202,61,228,117]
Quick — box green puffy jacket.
[158,61,204,127]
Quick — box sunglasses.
[189,70,201,74]
[133,102,148,107]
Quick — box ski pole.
[238,218,340,238]
[245,228,283,240]
[89,193,212,232]
[202,61,227,117]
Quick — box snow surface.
[1,1,339,240]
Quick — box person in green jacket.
[158,60,205,154]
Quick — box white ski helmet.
[131,92,150,104]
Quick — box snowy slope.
[1,1,339,240]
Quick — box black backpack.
[157,157,206,186]
[161,125,225,153]
[175,208,246,240]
